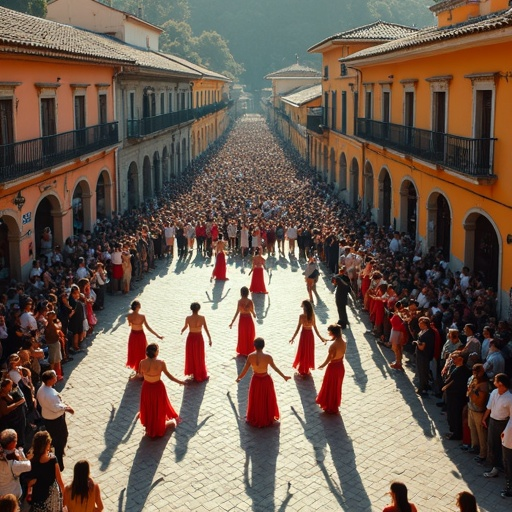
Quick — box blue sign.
[22,212,31,225]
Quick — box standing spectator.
[332,267,352,330]
[286,224,297,255]
[413,317,435,397]
[64,460,104,511]
[0,429,31,499]
[455,491,478,512]
[110,243,123,293]
[467,364,489,464]
[442,351,471,440]
[382,481,417,512]
[482,373,512,478]
[502,403,512,498]
[36,370,74,471]
[483,340,505,381]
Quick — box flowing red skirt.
[246,373,279,428]
[316,359,345,414]
[249,267,267,294]
[126,330,147,371]
[139,380,180,438]
[236,314,255,356]
[212,252,228,280]
[112,263,123,280]
[292,328,315,375]
[185,332,208,382]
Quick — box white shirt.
[503,413,512,449]
[0,456,31,498]
[36,384,67,420]
[286,227,297,239]
[486,389,512,421]
[20,312,37,333]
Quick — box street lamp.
[13,191,26,211]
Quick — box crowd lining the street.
[0,115,510,510]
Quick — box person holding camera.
[0,429,31,500]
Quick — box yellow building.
[306,3,512,316]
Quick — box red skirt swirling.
[139,380,180,437]
[292,328,315,376]
[316,359,345,414]
[236,314,256,356]
[126,330,147,371]
[246,372,280,428]
[185,332,208,382]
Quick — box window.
[41,98,57,155]
[98,94,107,125]
[0,98,14,167]
[331,91,337,131]
[404,92,414,127]
[364,84,373,120]
[324,66,329,80]
[169,91,173,113]
[160,92,165,115]
[341,91,347,134]
[382,91,390,123]
[128,92,135,120]
[323,92,329,127]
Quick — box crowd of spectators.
[0,114,509,508]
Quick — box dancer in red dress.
[126,301,163,378]
[211,235,228,281]
[181,302,212,382]
[289,300,326,376]
[249,249,267,294]
[316,324,347,414]
[229,286,256,356]
[236,337,290,427]
[139,343,185,437]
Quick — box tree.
[195,31,244,80]
[0,0,47,16]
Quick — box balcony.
[356,118,496,177]
[193,100,231,120]
[0,122,118,182]
[127,109,195,138]
[307,107,324,135]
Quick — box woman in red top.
[382,482,417,512]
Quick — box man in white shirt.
[36,370,74,471]
[0,429,31,499]
[502,399,512,497]
[482,373,512,479]
[286,225,297,254]
[19,299,37,335]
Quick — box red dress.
[139,380,180,437]
[249,267,267,293]
[212,252,228,280]
[236,314,255,356]
[126,330,147,371]
[292,328,315,376]
[246,372,279,427]
[185,332,208,382]
[316,358,345,414]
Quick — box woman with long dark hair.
[26,430,64,512]
[63,460,104,511]
[456,491,478,512]
[382,481,417,512]
[290,300,326,376]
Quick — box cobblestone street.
[57,119,509,512]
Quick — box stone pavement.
[55,250,510,512]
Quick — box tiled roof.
[281,84,322,107]
[341,9,512,62]
[308,20,418,52]
[161,54,230,81]
[265,63,322,79]
[0,6,200,77]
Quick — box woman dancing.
[211,234,228,281]
[181,302,212,382]
[316,324,347,414]
[249,249,267,294]
[236,337,290,427]
[126,301,163,379]
[229,287,256,356]
[290,300,326,376]
[139,343,185,437]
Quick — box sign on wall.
[22,212,32,225]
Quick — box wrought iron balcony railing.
[356,118,496,177]
[0,122,118,182]
[127,109,195,138]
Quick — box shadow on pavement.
[121,431,173,512]
[252,293,270,325]
[98,380,141,471]
[174,380,210,462]
[204,280,230,310]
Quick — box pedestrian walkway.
[55,117,508,511]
